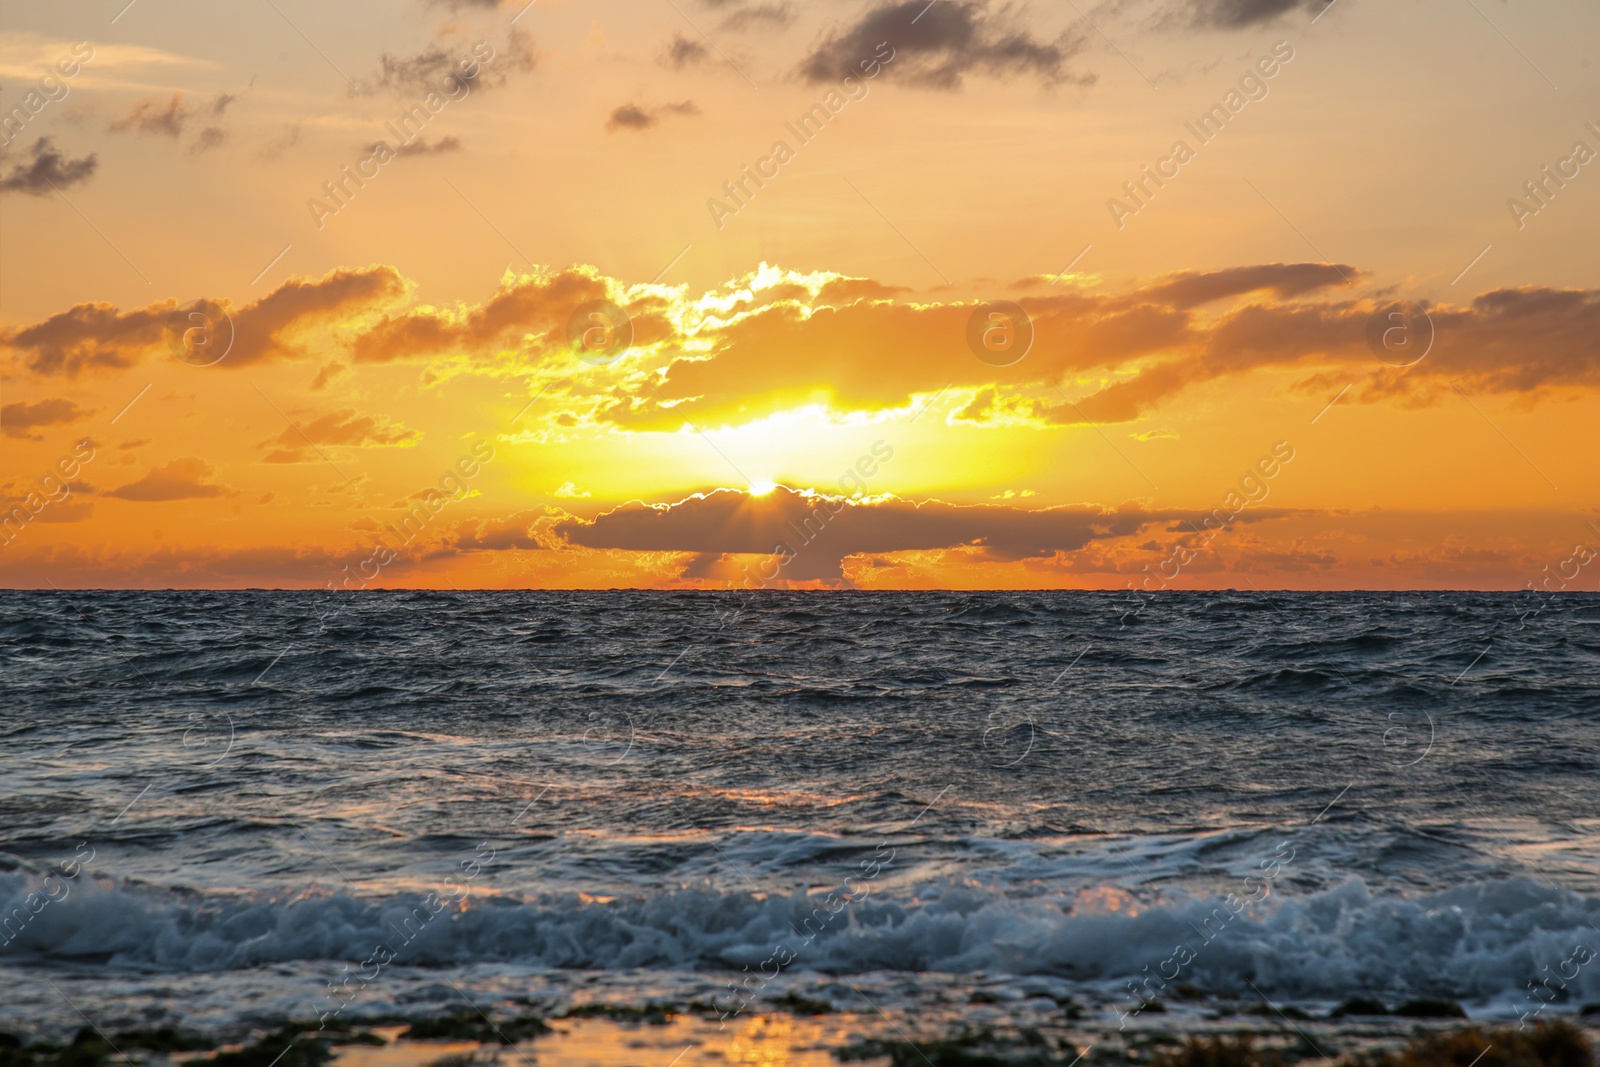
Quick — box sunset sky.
[2,0,1597,589]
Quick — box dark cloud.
[1184,0,1334,29]
[1,398,89,440]
[358,44,466,96]
[605,105,655,132]
[0,138,97,196]
[351,265,678,366]
[191,126,226,153]
[105,458,233,502]
[451,510,549,551]
[374,136,463,156]
[605,100,700,132]
[1136,263,1358,308]
[4,302,167,375]
[214,267,411,368]
[5,265,408,376]
[558,486,1285,582]
[1060,284,1600,422]
[663,34,710,68]
[799,0,1090,90]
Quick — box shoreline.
[1,996,1596,1067]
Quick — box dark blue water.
[1,591,1596,1030]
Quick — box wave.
[4,860,1595,1001]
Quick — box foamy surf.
[4,856,1594,1006]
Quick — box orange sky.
[1,0,1597,589]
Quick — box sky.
[1,0,1597,590]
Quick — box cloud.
[1,398,88,440]
[108,92,238,150]
[451,509,549,551]
[557,485,1284,582]
[1181,0,1335,29]
[259,409,422,463]
[5,265,408,376]
[259,122,301,160]
[190,126,226,153]
[1060,285,1600,421]
[620,278,1190,430]
[105,458,232,502]
[372,136,463,157]
[4,301,166,376]
[357,44,465,96]
[1137,263,1357,307]
[398,135,462,155]
[605,100,700,132]
[12,260,1599,432]
[798,0,1091,90]
[347,265,676,364]
[32,500,94,524]
[110,93,187,136]
[353,29,537,97]
[588,263,1594,429]
[719,3,794,31]
[311,362,347,391]
[0,138,97,196]
[662,34,710,68]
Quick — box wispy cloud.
[605,100,700,132]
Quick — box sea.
[1,590,1596,1038]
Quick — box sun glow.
[748,480,779,496]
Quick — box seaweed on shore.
[400,1013,551,1044]
[106,1029,216,1054]
[835,1019,1594,1067]
[770,993,834,1016]
[421,1055,488,1067]
[0,1022,395,1067]
[1328,997,1467,1021]
[205,1029,334,1067]
[0,1028,232,1067]
[834,1028,1065,1067]
[1243,1005,1312,1021]
[558,1003,675,1025]
[1351,1021,1589,1067]
[1151,1035,1278,1067]
[1392,1000,1467,1019]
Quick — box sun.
[748,480,778,496]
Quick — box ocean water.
[1,590,1597,1035]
